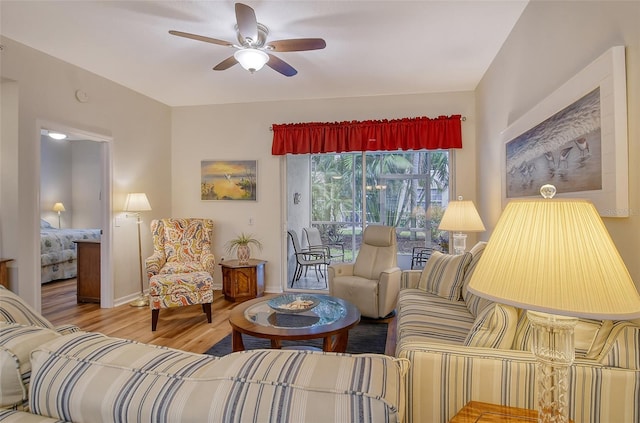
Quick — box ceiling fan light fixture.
[234,48,269,73]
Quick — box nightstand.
[219,259,266,302]
[0,258,13,288]
[74,240,101,303]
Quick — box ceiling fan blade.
[235,3,258,43]
[266,54,297,77]
[169,30,233,47]
[267,38,326,52]
[213,56,238,71]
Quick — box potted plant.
[225,233,263,264]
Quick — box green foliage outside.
[310,151,451,256]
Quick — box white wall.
[172,92,478,293]
[285,155,311,235]
[0,80,19,287]
[40,137,102,229]
[285,155,311,279]
[476,0,640,290]
[71,140,102,229]
[0,36,172,307]
[40,136,72,228]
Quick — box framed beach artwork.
[501,46,628,217]
[201,160,257,201]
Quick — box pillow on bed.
[40,219,54,229]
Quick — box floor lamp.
[124,193,152,307]
[467,185,640,423]
[438,196,485,254]
[52,202,65,229]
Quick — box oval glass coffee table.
[229,294,360,353]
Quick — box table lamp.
[52,202,65,228]
[124,193,152,307]
[468,185,640,423]
[438,196,485,254]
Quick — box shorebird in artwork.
[559,146,573,169]
[527,162,536,175]
[544,151,555,170]
[575,137,590,157]
[517,161,536,186]
[518,161,530,181]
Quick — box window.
[287,150,451,271]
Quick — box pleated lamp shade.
[124,193,152,212]
[467,197,640,320]
[438,198,485,232]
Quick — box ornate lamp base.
[452,232,467,255]
[527,310,577,423]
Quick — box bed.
[40,219,101,283]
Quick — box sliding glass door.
[286,150,451,290]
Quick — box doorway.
[38,122,113,308]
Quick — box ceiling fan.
[169,2,326,77]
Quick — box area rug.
[205,319,388,357]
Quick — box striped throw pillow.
[0,322,61,407]
[418,251,472,300]
[0,286,55,329]
[459,242,494,317]
[464,303,518,349]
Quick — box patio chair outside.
[287,230,329,287]
[303,227,345,263]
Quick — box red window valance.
[271,115,462,155]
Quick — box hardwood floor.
[41,279,238,354]
[41,279,397,355]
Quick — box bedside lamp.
[438,196,485,254]
[52,202,65,228]
[124,193,152,307]
[468,185,640,423]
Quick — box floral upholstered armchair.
[145,218,215,330]
[145,218,215,278]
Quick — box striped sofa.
[0,286,407,423]
[396,242,640,423]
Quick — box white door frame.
[37,120,114,308]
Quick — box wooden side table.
[0,258,14,288]
[74,240,101,303]
[450,401,574,422]
[219,259,266,302]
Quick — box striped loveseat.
[0,286,408,423]
[396,242,640,423]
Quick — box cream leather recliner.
[328,225,401,319]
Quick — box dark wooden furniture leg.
[203,303,212,323]
[324,331,349,352]
[232,329,245,352]
[270,339,282,349]
[151,309,159,331]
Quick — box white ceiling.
[0,1,528,107]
